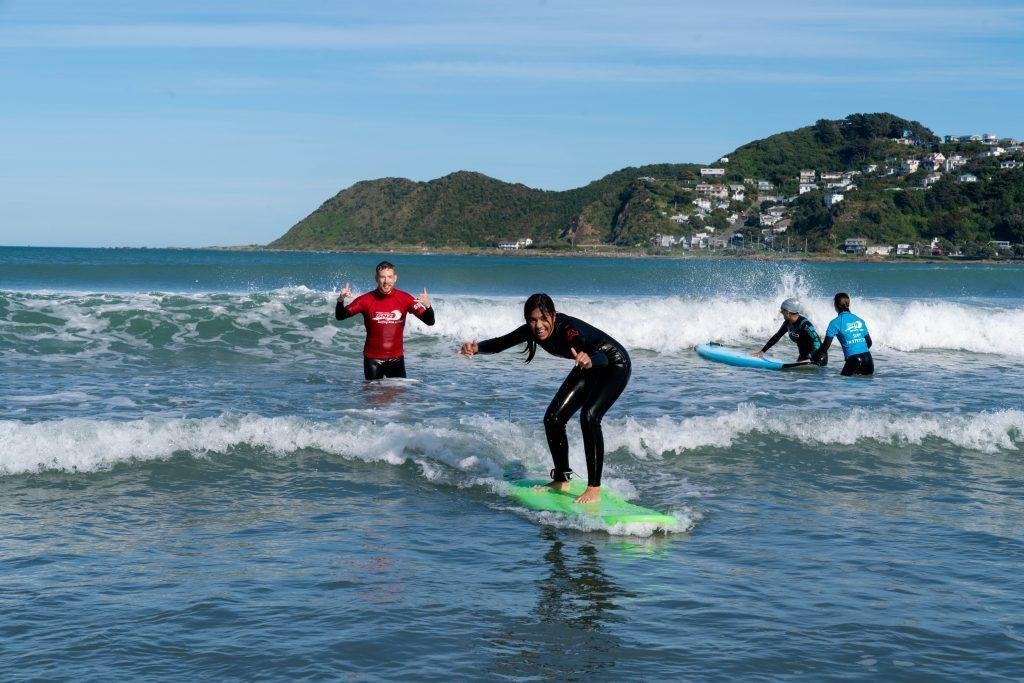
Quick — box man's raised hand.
[417,287,431,309]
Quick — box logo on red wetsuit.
[371,309,403,324]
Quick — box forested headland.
[269,113,1024,258]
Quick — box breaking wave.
[2,407,1020,478]
[2,287,1023,359]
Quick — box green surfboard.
[507,479,679,528]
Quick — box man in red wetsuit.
[335,261,436,380]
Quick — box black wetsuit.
[761,315,827,365]
[476,313,631,487]
[839,351,874,376]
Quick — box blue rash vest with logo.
[826,311,871,358]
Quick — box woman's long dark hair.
[522,293,556,363]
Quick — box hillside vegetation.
[269,113,1023,255]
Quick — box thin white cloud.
[384,60,1024,87]
[1,3,1021,60]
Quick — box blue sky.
[2,0,1023,247]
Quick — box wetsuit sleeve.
[803,320,823,351]
[335,294,366,321]
[865,334,872,349]
[760,323,787,353]
[417,307,436,325]
[406,295,436,326]
[811,336,833,363]
[476,325,531,354]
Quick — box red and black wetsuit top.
[476,313,630,368]
[335,289,435,359]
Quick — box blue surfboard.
[696,343,818,371]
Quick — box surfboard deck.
[507,479,678,527]
[696,343,818,371]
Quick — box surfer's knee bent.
[543,407,568,431]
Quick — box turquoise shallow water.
[2,247,1023,679]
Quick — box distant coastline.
[204,243,1024,265]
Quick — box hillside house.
[799,182,819,194]
[866,245,892,256]
[700,168,726,177]
[1001,160,1022,169]
[958,173,978,183]
[944,155,966,172]
[799,170,816,182]
[498,238,534,250]
[824,193,844,207]
[696,183,729,199]
[757,180,775,192]
[843,238,868,254]
[896,243,916,256]
[923,173,943,187]
[902,159,921,173]
[922,153,946,171]
[844,238,868,254]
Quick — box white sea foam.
[426,294,1024,357]
[2,406,1020,479]
[3,287,1023,358]
[496,506,697,537]
[610,404,1024,455]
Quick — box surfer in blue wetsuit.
[811,293,874,376]
[458,293,631,505]
[753,297,827,366]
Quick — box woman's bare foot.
[543,480,570,492]
[574,486,601,504]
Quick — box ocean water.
[2,246,1023,680]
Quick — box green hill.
[269,113,1022,254]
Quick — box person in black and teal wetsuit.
[753,297,827,366]
[811,292,873,376]
[458,293,630,505]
